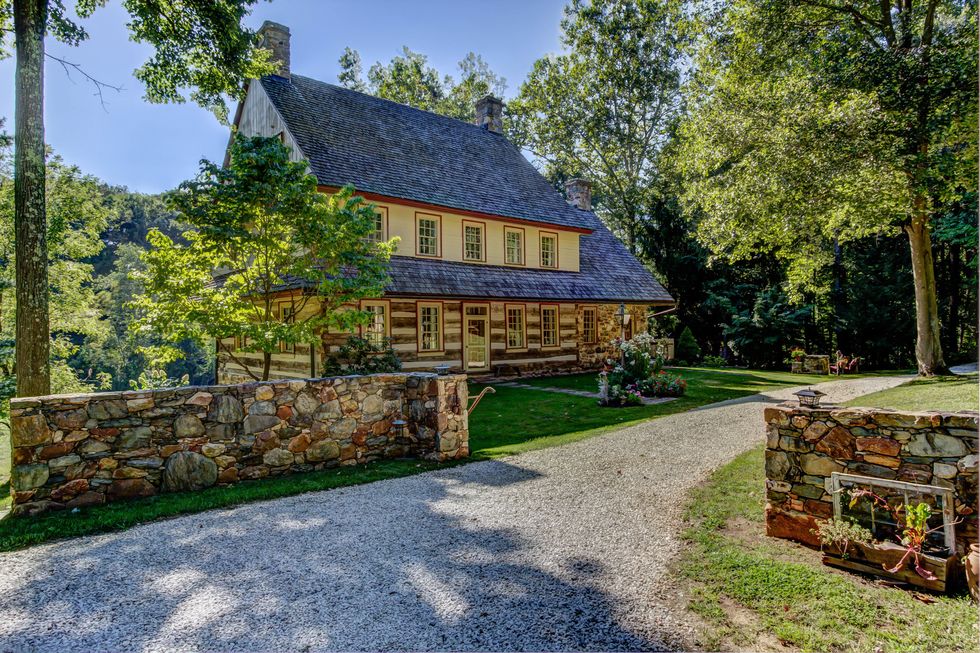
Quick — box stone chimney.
[475,95,504,134]
[565,178,592,211]
[258,21,291,79]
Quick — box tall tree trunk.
[13,0,50,397]
[905,209,947,376]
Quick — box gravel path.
[0,374,909,652]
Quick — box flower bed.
[598,333,687,407]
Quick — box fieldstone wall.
[764,404,979,554]
[8,373,468,516]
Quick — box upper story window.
[540,232,558,268]
[463,221,485,262]
[418,302,443,352]
[505,227,524,265]
[367,207,387,244]
[506,304,526,349]
[582,306,597,344]
[416,213,441,257]
[362,300,389,347]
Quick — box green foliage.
[0,141,116,394]
[600,333,684,404]
[725,288,810,368]
[701,354,727,368]
[509,0,684,251]
[338,46,505,121]
[134,135,395,380]
[679,0,977,284]
[322,336,402,376]
[815,518,873,558]
[675,325,701,363]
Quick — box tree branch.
[45,52,123,111]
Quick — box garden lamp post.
[793,388,826,408]
[615,303,628,364]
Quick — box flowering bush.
[600,380,644,407]
[637,371,687,397]
[598,335,686,405]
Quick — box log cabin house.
[217,22,673,383]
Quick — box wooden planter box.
[823,541,959,593]
[790,361,804,373]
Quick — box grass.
[677,374,978,652]
[0,366,850,551]
[845,373,978,412]
[678,447,977,652]
[469,367,837,458]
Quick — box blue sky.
[0,0,567,193]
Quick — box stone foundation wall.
[764,404,979,554]
[8,373,468,516]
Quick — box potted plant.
[819,487,961,592]
[787,348,806,373]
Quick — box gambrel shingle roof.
[253,74,673,304]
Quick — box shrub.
[637,371,687,397]
[599,378,644,407]
[322,336,401,375]
[702,355,727,368]
[675,326,702,363]
[599,335,686,404]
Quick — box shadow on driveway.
[0,459,668,652]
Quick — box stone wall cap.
[10,371,471,406]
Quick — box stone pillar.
[258,21,290,79]
[475,95,504,134]
[565,178,592,211]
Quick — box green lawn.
[845,373,978,412]
[0,366,848,551]
[469,367,836,457]
[678,374,977,652]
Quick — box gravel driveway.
[0,374,908,652]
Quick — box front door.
[463,306,490,372]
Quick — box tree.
[338,46,505,121]
[133,136,396,381]
[508,0,684,253]
[2,0,273,396]
[678,0,978,375]
[674,325,702,363]
[1,140,113,396]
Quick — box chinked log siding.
[218,296,653,381]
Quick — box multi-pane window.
[505,228,524,265]
[417,214,440,256]
[367,209,386,244]
[541,305,558,347]
[419,303,443,351]
[506,305,525,348]
[363,302,388,347]
[540,233,557,268]
[582,307,597,344]
[279,305,296,353]
[464,223,484,261]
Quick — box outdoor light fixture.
[793,387,826,408]
[615,303,627,326]
[391,419,408,438]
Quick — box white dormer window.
[505,227,524,265]
[540,232,558,268]
[367,207,387,244]
[463,221,485,261]
[417,213,441,257]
